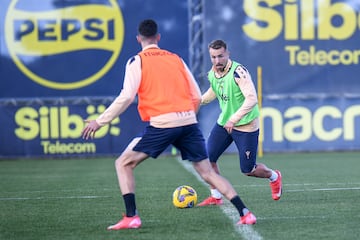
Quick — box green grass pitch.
[0,151,359,240]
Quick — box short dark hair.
[208,39,227,50]
[138,19,158,37]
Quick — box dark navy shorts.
[133,124,208,162]
[207,123,259,173]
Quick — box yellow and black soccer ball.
[172,185,197,208]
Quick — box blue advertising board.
[0,0,189,97]
[0,100,147,157]
[261,96,360,151]
[200,0,360,152]
[0,0,189,157]
[0,0,359,157]
[203,0,360,95]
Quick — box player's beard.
[215,64,225,72]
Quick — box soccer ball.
[172,185,197,208]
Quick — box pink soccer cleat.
[107,214,142,230]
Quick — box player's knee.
[115,157,124,169]
[241,165,256,176]
[115,155,133,169]
[196,166,215,183]
[210,161,217,168]
[199,170,212,182]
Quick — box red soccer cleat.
[237,212,257,225]
[107,214,142,230]
[269,170,282,201]
[197,196,223,206]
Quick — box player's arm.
[229,66,258,124]
[95,56,141,126]
[201,87,216,105]
[82,56,141,139]
[182,60,202,112]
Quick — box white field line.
[287,187,360,192]
[233,182,360,188]
[0,188,114,194]
[3,185,357,198]
[256,215,330,221]
[0,195,111,201]
[177,158,263,240]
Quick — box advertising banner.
[0,100,147,158]
[261,96,360,151]
[203,0,360,95]
[201,0,360,152]
[0,0,359,157]
[0,0,189,98]
[0,0,189,157]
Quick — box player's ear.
[156,33,161,41]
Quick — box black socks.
[230,195,247,217]
[123,193,137,217]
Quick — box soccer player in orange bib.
[82,20,257,229]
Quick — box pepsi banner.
[0,0,189,98]
[1,0,125,97]
[0,0,189,157]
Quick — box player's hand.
[82,119,101,140]
[224,121,235,134]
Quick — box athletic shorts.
[133,124,208,162]
[207,123,259,173]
